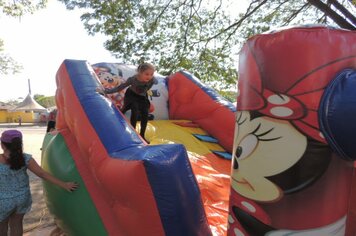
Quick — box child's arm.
[28,158,78,192]
[96,86,106,95]
[147,77,158,90]
[105,77,133,94]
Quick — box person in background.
[0,130,78,236]
[96,63,157,143]
[48,109,57,122]
[46,120,56,133]
[17,116,22,126]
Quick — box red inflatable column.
[228,26,356,236]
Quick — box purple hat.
[1,130,22,143]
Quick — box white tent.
[11,94,47,112]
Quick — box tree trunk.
[307,0,356,30]
[329,0,356,25]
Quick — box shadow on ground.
[24,173,54,233]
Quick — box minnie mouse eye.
[233,157,239,170]
[236,134,258,160]
[236,146,242,158]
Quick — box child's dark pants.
[121,89,150,138]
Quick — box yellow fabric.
[141,120,231,235]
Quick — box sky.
[0,1,117,101]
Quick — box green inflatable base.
[41,133,107,236]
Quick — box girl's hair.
[137,63,155,73]
[2,137,25,170]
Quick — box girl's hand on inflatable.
[63,182,79,192]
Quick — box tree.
[33,94,55,108]
[0,0,47,76]
[58,0,355,89]
[0,0,47,17]
[0,39,23,76]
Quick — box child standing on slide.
[97,63,157,143]
[0,129,78,236]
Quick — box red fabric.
[168,72,235,152]
[237,27,356,143]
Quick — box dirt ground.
[0,123,64,236]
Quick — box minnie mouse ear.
[319,69,356,161]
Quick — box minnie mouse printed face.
[228,26,355,235]
[231,111,307,202]
[231,110,332,203]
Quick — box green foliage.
[34,94,55,108]
[58,0,355,89]
[218,90,238,103]
[0,0,47,17]
[0,39,23,76]
[59,0,239,86]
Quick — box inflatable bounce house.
[41,61,235,235]
[41,25,356,236]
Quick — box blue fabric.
[193,134,219,143]
[212,150,232,160]
[319,69,356,161]
[0,154,32,221]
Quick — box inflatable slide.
[41,60,235,236]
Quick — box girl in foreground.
[0,129,78,236]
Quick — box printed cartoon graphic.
[232,111,331,202]
[94,66,126,109]
[93,63,165,119]
[228,26,356,236]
